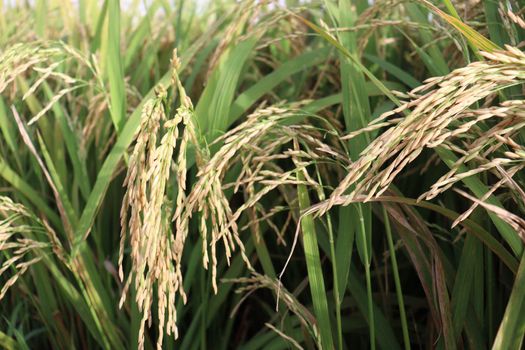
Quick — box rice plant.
[1,0,525,349]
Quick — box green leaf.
[106,0,126,132]
[363,54,421,89]
[229,47,332,123]
[335,206,355,305]
[296,170,335,350]
[422,0,501,53]
[195,37,258,139]
[348,266,402,350]
[493,252,525,349]
[0,154,60,227]
[450,235,478,341]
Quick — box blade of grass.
[335,206,355,303]
[347,265,402,350]
[482,0,509,47]
[0,331,17,350]
[123,0,161,70]
[404,3,450,75]
[0,154,60,227]
[367,195,519,274]
[421,0,501,53]
[330,1,375,347]
[229,47,331,123]
[450,234,477,341]
[36,133,78,226]
[492,252,525,349]
[292,14,400,107]
[0,97,19,157]
[41,254,111,349]
[195,36,259,139]
[296,170,334,350]
[313,164,343,350]
[42,83,91,200]
[383,205,410,350]
[34,0,46,37]
[90,0,108,53]
[106,0,126,133]
[363,54,421,89]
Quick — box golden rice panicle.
[309,47,525,217]
[167,49,203,300]
[0,42,100,125]
[175,107,297,294]
[119,84,185,350]
[175,101,346,294]
[506,9,525,30]
[118,90,164,284]
[455,189,525,242]
[121,52,346,347]
[120,49,203,349]
[0,196,53,300]
[0,42,60,95]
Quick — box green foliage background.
[0,0,524,349]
